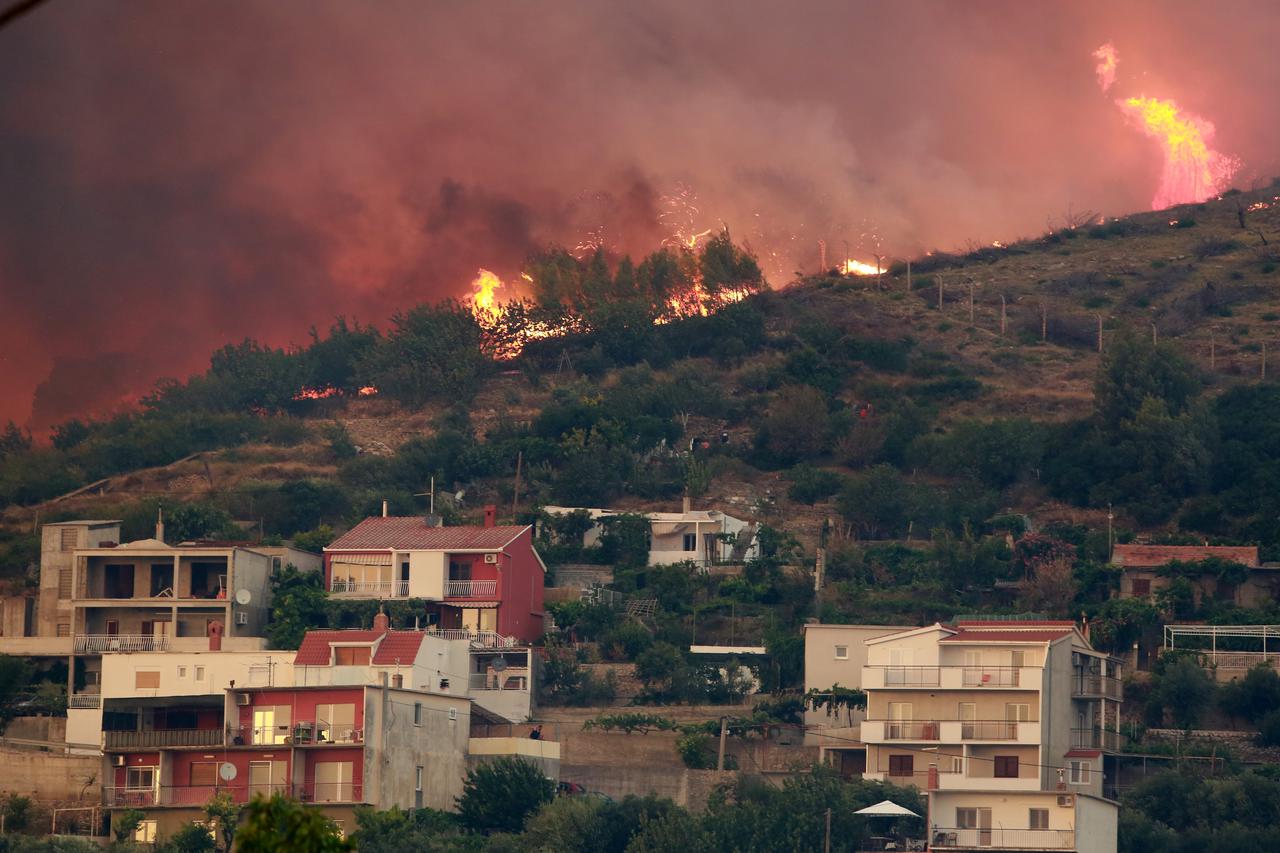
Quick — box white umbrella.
[854,800,921,818]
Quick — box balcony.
[1072,673,1123,700]
[105,728,224,749]
[104,783,365,807]
[862,666,1039,691]
[931,828,1075,850]
[470,671,531,691]
[228,723,364,747]
[75,634,169,653]
[428,629,517,648]
[329,579,409,597]
[445,579,497,598]
[1070,727,1126,752]
[863,720,1038,745]
[68,693,101,709]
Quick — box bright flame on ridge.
[843,259,881,276]
[1117,96,1240,210]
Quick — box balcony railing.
[882,666,941,686]
[445,579,498,598]
[1073,673,1123,700]
[469,671,531,691]
[68,693,101,709]
[883,721,941,740]
[931,827,1075,849]
[1071,727,1126,751]
[864,719,1035,745]
[74,634,169,653]
[962,666,1020,687]
[105,728,224,749]
[228,723,364,746]
[329,580,409,597]
[428,629,517,648]
[104,783,365,807]
[960,720,1022,740]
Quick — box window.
[1132,578,1152,596]
[56,623,70,637]
[178,666,187,679]
[57,569,72,599]
[272,557,282,572]
[414,703,424,726]
[316,703,356,742]
[313,760,354,802]
[135,671,160,689]
[956,808,978,829]
[190,762,218,787]
[994,756,1019,778]
[248,760,288,797]
[682,533,697,551]
[834,645,849,660]
[415,766,423,792]
[334,646,371,666]
[1030,808,1049,830]
[60,528,78,551]
[1005,703,1031,722]
[195,666,206,681]
[133,820,157,843]
[125,766,156,790]
[415,765,424,808]
[1010,650,1025,668]
[887,755,913,777]
[252,706,292,745]
[1069,760,1092,784]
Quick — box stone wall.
[5,715,67,744]
[0,746,101,802]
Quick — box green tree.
[456,757,555,835]
[234,794,351,852]
[0,421,32,459]
[159,822,218,853]
[265,566,329,649]
[1150,655,1217,729]
[204,788,244,851]
[351,805,478,853]
[0,653,34,734]
[837,465,912,539]
[1095,331,1201,430]
[359,301,488,406]
[759,386,831,463]
[1220,664,1280,724]
[113,808,146,843]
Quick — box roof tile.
[293,629,432,666]
[326,517,529,552]
[1112,544,1259,568]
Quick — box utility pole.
[717,716,728,771]
[1097,314,1104,353]
[906,259,912,293]
[1000,295,1007,336]
[937,274,944,311]
[968,282,975,324]
[1210,329,1217,370]
[1151,322,1158,345]
[818,240,827,272]
[824,807,832,853]
[511,451,523,519]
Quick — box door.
[478,608,497,633]
[249,760,287,798]
[1005,703,1030,738]
[314,761,353,802]
[959,702,977,739]
[105,620,120,637]
[252,706,291,744]
[887,647,914,685]
[887,702,912,739]
[978,807,992,846]
[399,561,410,596]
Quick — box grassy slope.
[6,187,1279,546]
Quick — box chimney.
[382,500,388,518]
[373,609,390,634]
[391,673,403,688]
[682,494,691,514]
[483,505,497,528]
[208,619,224,651]
[156,508,165,543]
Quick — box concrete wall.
[229,549,272,637]
[0,745,102,801]
[101,650,296,699]
[469,737,560,777]
[5,715,67,743]
[365,686,469,811]
[39,521,121,637]
[1075,794,1119,853]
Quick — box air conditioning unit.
[235,611,249,626]
[484,553,498,564]
[1057,794,1075,807]
[113,755,126,767]
[236,694,252,706]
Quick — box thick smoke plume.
[2,1,1278,430]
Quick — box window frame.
[833,645,849,660]
[1069,759,1092,784]
[887,754,913,777]
[1029,808,1049,830]
[993,755,1019,778]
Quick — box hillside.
[3,185,1280,598]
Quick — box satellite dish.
[235,589,252,606]
[491,657,508,672]
[218,762,238,782]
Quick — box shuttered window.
[58,569,72,599]
[60,528,78,551]
[135,671,160,689]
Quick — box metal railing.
[469,671,530,691]
[931,828,1075,849]
[445,579,498,598]
[961,720,1022,740]
[883,721,941,741]
[881,666,941,686]
[1073,673,1123,699]
[227,723,364,746]
[74,634,169,653]
[329,579,409,597]
[105,783,363,806]
[1071,727,1126,751]
[428,629,517,648]
[962,667,1020,687]
[105,728,223,749]
[297,781,364,803]
[68,693,101,709]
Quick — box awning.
[855,800,920,818]
[329,554,392,567]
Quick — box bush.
[675,732,715,769]
[1257,710,1280,746]
[457,757,555,835]
[786,465,844,504]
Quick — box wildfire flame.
[1094,43,1240,210]
[842,259,882,276]
[469,268,504,323]
[1093,43,1118,93]
[1117,96,1240,209]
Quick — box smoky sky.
[2,0,1279,430]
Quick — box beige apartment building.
[856,620,1121,853]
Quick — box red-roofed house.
[1113,543,1276,608]
[324,507,546,644]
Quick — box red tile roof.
[326,517,529,552]
[941,629,1075,643]
[954,621,1076,628]
[293,630,432,666]
[1111,544,1259,568]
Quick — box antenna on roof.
[156,507,165,543]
